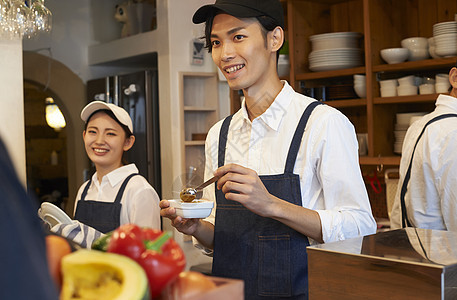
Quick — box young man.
[390,67,457,231]
[160,0,376,298]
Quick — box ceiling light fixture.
[0,0,52,39]
[45,97,66,131]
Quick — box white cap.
[81,101,133,133]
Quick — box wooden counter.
[307,228,457,300]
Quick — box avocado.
[60,250,149,300]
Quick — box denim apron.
[74,173,138,233]
[400,113,457,228]
[212,101,322,299]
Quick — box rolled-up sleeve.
[309,110,377,243]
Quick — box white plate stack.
[394,112,426,154]
[433,21,457,57]
[308,32,363,72]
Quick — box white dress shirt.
[390,94,457,231]
[74,164,161,229]
[202,81,376,244]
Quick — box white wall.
[0,39,26,185]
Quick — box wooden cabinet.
[284,0,457,167]
[179,72,219,183]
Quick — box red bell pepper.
[106,224,186,299]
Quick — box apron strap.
[114,173,140,204]
[218,115,234,168]
[80,178,92,201]
[284,101,323,173]
[400,113,457,228]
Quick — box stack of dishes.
[433,21,457,57]
[308,32,363,72]
[394,112,426,154]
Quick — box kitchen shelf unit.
[283,0,457,167]
[179,72,219,184]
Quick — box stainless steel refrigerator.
[86,69,161,197]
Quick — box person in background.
[74,101,160,233]
[390,67,457,230]
[0,136,58,300]
[160,0,376,298]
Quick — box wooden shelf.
[184,106,217,111]
[359,156,401,166]
[180,72,219,182]
[88,30,159,67]
[184,141,205,146]
[324,99,367,108]
[296,67,366,81]
[374,93,438,104]
[373,57,457,73]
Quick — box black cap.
[192,0,285,29]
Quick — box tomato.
[107,223,145,262]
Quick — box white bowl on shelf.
[436,82,451,93]
[380,48,409,64]
[398,75,415,86]
[396,112,426,125]
[354,84,366,98]
[436,73,449,84]
[380,86,397,97]
[397,85,418,96]
[408,48,429,61]
[419,83,435,95]
[401,37,428,49]
[379,79,398,89]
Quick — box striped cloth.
[50,220,104,249]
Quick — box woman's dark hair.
[203,10,283,61]
[85,109,133,165]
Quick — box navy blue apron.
[400,114,457,228]
[212,101,322,299]
[74,173,138,233]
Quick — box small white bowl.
[401,37,428,49]
[168,199,214,219]
[398,75,415,86]
[353,74,366,84]
[379,79,398,89]
[435,73,449,84]
[435,82,450,93]
[380,48,409,64]
[354,84,366,98]
[380,86,397,97]
[419,83,435,95]
[409,48,429,61]
[397,85,418,96]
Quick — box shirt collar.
[230,81,292,132]
[93,164,138,187]
[436,94,457,112]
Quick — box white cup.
[398,75,415,86]
[435,73,449,84]
[397,85,418,96]
[419,83,435,95]
[380,79,398,89]
[435,82,450,93]
[380,86,397,97]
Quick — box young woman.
[74,101,160,233]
